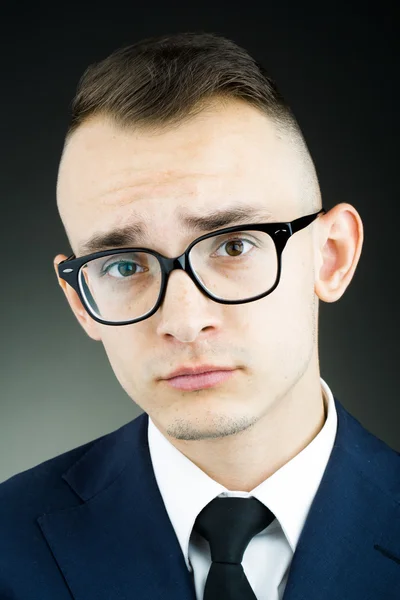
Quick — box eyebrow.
[78,204,274,255]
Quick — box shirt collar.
[148,377,338,569]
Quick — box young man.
[1,32,399,600]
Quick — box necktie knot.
[193,496,275,565]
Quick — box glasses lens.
[189,230,277,301]
[78,251,162,323]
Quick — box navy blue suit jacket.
[0,397,399,599]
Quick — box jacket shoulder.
[337,399,400,498]
[0,430,109,519]
[0,416,145,595]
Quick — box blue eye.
[102,260,145,278]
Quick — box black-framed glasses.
[58,208,326,326]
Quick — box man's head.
[54,32,363,444]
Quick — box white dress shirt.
[148,377,338,600]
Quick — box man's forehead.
[57,109,305,252]
[59,147,295,216]
[57,105,287,201]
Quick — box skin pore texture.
[54,98,363,492]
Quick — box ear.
[53,254,102,341]
[314,203,364,302]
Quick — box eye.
[102,259,146,278]
[213,237,255,258]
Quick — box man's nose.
[154,270,221,343]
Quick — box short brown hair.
[68,32,299,138]
[65,31,321,210]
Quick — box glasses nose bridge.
[161,251,190,279]
[157,250,203,307]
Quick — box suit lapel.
[282,399,400,599]
[38,398,400,600]
[37,413,196,600]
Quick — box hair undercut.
[64,31,321,211]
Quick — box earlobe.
[314,203,364,303]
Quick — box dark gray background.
[1,3,398,483]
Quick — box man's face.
[56,99,319,441]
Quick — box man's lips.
[162,368,238,391]
[163,365,236,380]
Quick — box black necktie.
[193,496,275,599]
